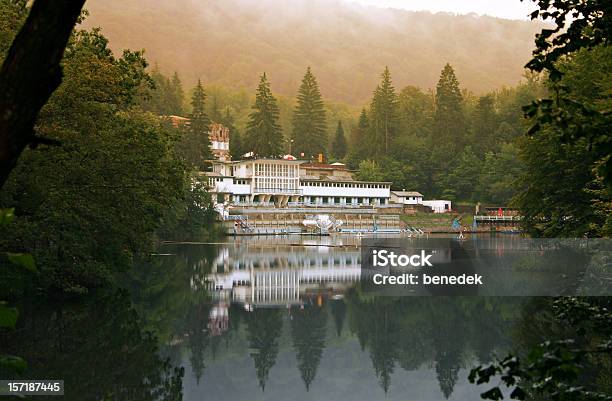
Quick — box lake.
[1,235,561,401]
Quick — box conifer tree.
[346,108,370,168]
[175,79,212,169]
[331,120,347,160]
[209,95,223,123]
[245,73,283,157]
[169,71,184,115]
[291,67,327,158]
[368,67,398,157]
[221,107,243,159]
[434,63,465,146]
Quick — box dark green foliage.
[221,107,244,159]
[367,67,399,157]
[478,143,523,205]
[175,79,213,170]
[346,108,370,168]
[140,68,184,116]
[515,45,611,237]
[245,73,283,157]
[435,63,466,149]
[522,0,612,185]
[0,25,212,295]
[470,297,612,401]
[291,67,327,158]
[331,120,347,160]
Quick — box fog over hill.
[82,0,544,104]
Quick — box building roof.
[301,177,392,185]
[212,158,305,165]
[302,163,348,170]
[391,191,423,197]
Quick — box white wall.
[421,200,451,213]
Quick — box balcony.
[253,187,303,195]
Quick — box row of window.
[255,178,298,191]
[255,163,298,178]
[302,181,389,189]
[229,195,388,205]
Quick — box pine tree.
[434,63,465,147]
[291,67,327,158]
[471,95,499,154]
[245,73,283,157]
[169,71,184,115]
[346,108,369,168]
[221,107,243,159]
[368,66,398,157]
[175,79,212,169]
[209,95,223,123]
[331,121,347,160]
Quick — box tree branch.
[0,0,86,189]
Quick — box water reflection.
[146,236,524,400]
[0,290,184,401]
[1,235,535,401]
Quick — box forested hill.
[82,0,544,105]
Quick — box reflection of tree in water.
[330,298,346,337]
[291,305,327,391]
[244,309,283,391]
[428,298,468,399]
[0,290,183,401]
[184,302,211,384]
[344,292,518,398]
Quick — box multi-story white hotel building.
[204,159,392,207]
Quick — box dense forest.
[81,0,545,104]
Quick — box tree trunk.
[0,0,86,189]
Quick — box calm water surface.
[4,235,536,401]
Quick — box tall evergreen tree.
[368,67,399,157]
[331,121,347,160]
[221,107,243,159]
[434,63,465,147]
[470,94,499,154]
[209,95,223,123]
[175,79,212,170]
[291,67,327,158]
[346,108,370,168]
[245,73,283,157]
[169,71,184,115]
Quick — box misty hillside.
[82,0,544,105]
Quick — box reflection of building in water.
[202,245,361,335]
[207,302,229,336]
[206,246,361,308]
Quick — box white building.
[390,191,424,205]
[421,200,452,213]
[204,159,392,207]
[389,190,451,213]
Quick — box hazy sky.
[346,0,537,20]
